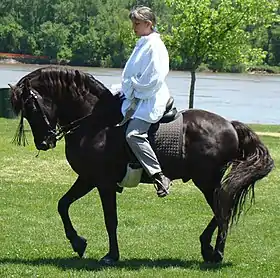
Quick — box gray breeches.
[125,118,162,177]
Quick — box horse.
[9,66,274,265]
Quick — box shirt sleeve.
[131,44,168,100]
[121,78,134,100]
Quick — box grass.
[249,124,280,133]
[0,118,280,277]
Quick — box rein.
[51,113,92,142]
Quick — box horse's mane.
[17,66,112,100]
[11,66,113,116]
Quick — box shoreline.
[1,58,280,76]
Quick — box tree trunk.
[189,70,196,108]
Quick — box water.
[1,64,280,124]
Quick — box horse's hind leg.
[58,176,94,257]
[213,188,232,263]
[202,189,230,263]
[194,169,228,263]
[199,216,217,262]
[200,214,229,263]
[98,185,119,265]
[213,218,229,263]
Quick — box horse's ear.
[24,78,31,89]
[8,83,15,90]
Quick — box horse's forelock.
[9,81,27,146]
[10,82,24,115]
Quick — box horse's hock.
[0,87,16,118]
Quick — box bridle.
[23,86,92,144]
[23,88,54,130]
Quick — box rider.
[120,6,171,197]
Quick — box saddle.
[157,96,178,123]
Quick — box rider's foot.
[153,172,170,197]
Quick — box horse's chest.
[64,132,119,176]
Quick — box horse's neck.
[56,95,96,126]
[56,91,122,128]
[89,93,123,128]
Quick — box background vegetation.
[0,0,280,73]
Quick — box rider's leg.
[125,118,170,197]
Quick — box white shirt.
[121,32,170,123]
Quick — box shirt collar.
[136,32,160,47]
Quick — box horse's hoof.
[201,247,214,263]
[70,236,87,258]
[212,250,223,263]
[99,254,118,266]
[203,250,223,263]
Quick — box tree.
[36,21,72,61]
[268,24,280,65]
[71,19,100,66]
[93,2,136,67]
[0,15,25,52]
[164,0,280,108]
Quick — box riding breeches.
[125,118,162,177]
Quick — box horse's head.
[9,78,57,151]
[10,66,124,151]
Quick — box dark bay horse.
[9,66,274,265]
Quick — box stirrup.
[154,184,169,197]
[118,163,143,188]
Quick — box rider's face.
[131,19,153,37]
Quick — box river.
[1,64,279,124]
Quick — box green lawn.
[249,123,280,133]
[0,118,279,278]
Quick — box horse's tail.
[215,121,274,226]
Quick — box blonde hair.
[129,6,156,27]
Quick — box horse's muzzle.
[36,130,58,150]
[36,140,56,151]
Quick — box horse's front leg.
[58,176,94,257]
[98,185,119,265]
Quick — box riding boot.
[152,172,170,197]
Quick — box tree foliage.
[0,0,279,68]
[164,0,280,107]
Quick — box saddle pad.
[150,113,183,161]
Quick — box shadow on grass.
[0,256,232,271]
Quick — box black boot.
[153,172,170,197]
